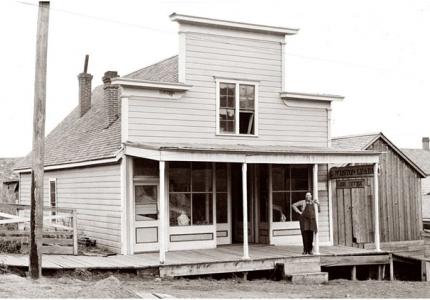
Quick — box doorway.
[231,164,270,244]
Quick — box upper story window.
[217,80,258,136]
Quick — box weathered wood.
[389,254,394,280]
[72,210,78,255]
[320,254,390,267]
[30,1,50,280]
[351,265,357,280]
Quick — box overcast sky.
[1,0,429,157]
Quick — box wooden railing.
[0,203,78,255]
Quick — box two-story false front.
[113,14,381,260]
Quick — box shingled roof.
[124,55,178,83]
[15,55,179,171]
[401,149,430,176]
[0,158,22,182]
[14,86,121,170]
[332,132,427,177]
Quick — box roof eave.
[170,13,299,36]
[112,78,192,92]
[280,91,344,102]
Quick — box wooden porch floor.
[0,244,388,272]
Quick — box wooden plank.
[42,245,74,255]
[343,189,353,247]
[320,254,390,267]
[386,149,394,242]
[337,188,345,246]
[332,180,338,245]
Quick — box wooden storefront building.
[332,133,426,248]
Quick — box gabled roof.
[123,55,178,83]
[401,149,430,176]
[15,56,180,172]
[332,132,427,177]
[0,158,22,182]
[14,86,121,171]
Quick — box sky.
[1,0,429,157]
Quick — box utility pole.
[30,1,50,279]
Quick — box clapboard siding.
[19,164,122,253]
[127,31,329,147]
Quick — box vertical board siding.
[368,139,422,242]
[19,164,122,253]
[421,178,430,219]
[127,32,329,147]
[332,138,423,247]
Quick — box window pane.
[239,85,255,110]
[50,181,56,207]
[135,185,158,221]
[272,165,289,191]
[192,193,213,225]
[169,162,191,192]
[216,163,228,192]
[272,192,290,222]
[239,112,254,134]
[134,158,159,177]
[291,192,307,221]
[219,108,235,133]
[291,166,310,190]
[169,193,191,226]
[192,162,212,192]
[216,193,228,223]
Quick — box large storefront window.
[272,165,311,222]
[169,162,213,226]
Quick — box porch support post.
[374,162,381,252]
[159,160,166,264]
[242,162,250,260]
[313,164,320,255]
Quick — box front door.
[134,182,159,252]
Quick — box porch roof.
[124,142,381,164]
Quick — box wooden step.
[282,256,321,274]
[285,272,328,284]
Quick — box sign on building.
[329,165,374,179]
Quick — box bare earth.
[0,273,430,298]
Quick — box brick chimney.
[102,71,120,127]
[423,137,429,150]
[78,55,93,117]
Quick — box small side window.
[49,179,57,216]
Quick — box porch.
[0,244,391,278]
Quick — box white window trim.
[215,79,259,137]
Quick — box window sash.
[217,80,257,135]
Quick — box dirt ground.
[0,272,430,299]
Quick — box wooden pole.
[29,1,50,279]
[373,163,381,252]
[242,163,249,259]
[159,161,166,264]
[313,164,320,255]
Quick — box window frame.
[49,178,57,216]
[215,79,259,136]
[271,165,312,223]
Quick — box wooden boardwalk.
[0,244,388,274]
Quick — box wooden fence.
[0,203,78,255]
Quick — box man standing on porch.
[292,192,320,255]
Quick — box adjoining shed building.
[332,133,426,247]
[402,137,430,220]
[14,14,387,261]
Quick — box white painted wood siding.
[422,177,430,219]
[19,164,122,253]
[127,31,329,147]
